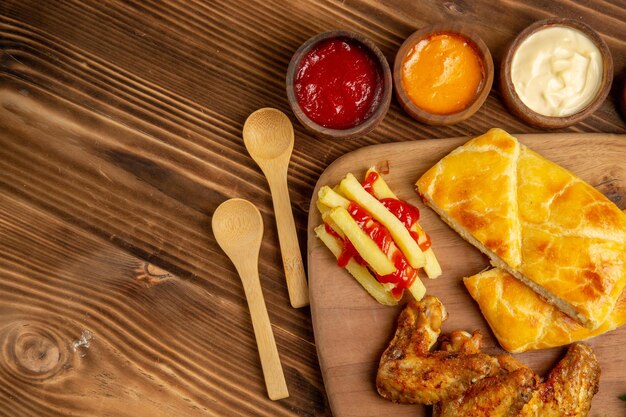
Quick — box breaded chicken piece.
[434,330,539,417]
[435,367,538,417]
[378,297,601,417]
[518,343,600,417]
[376,296,502,404]
[435,343,599,417]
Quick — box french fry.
[321,196,429,294]
[365,167,396,199]
[340,173,426,269]
[365,168,442,279]
[317,215,426,301]
[314,225,398,306]
[332,185,345,197]
[320,201,424,299]
[316,169,438,303]
[318,186,350,209]
[317,196,346,238]
[319,210,343,238]
[316,200,330,216]
[408,276,426,300]
[317,200,343,236]
[329,207,396,276]
[412,224,442,278]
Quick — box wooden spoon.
[243,108,309,308]
[212,198,289,401]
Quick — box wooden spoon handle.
[239,264,289,401]
[267,173,310,308]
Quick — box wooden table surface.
[0,1,625,416]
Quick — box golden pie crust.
[464,268,626,352]
[416,128,626,329]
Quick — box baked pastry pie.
[464,268,626,352]
[416,128,626,329]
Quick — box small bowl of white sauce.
[500,18,613,129]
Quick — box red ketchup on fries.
[326,171,431,299]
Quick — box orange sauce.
[401,32,484,115]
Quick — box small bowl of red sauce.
[286,31,392,140]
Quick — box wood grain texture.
[0,0,625,416]
[308,134,626,417]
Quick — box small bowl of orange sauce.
[394,24,494,125]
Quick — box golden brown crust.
[433,343,600,417]
[517,344,600,417]
[379,298,601,415]
[434,367,539,417]
[416,128,626,328]
[464,268,626,352]
[517,148,626,328]
[417,129,522,267]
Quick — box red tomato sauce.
[324,222,341,240]
[362,171,431,251]
[348,202,417,298]
[418,233,432,251]
[337,238,365,268]
[294,38,383,129]
[379,198,420,229]
[326,223,366,267]
[361,170,379,194]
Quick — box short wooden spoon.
[212,198,289,401]
[243,108,309,308]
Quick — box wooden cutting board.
[307,133,626,417]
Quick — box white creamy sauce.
[511,26,602,117]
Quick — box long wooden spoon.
[212,198,289,401]
[243,108,309,308]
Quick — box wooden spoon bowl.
[212,198,264,260]
[243,108,294,161]
[500,18,613,129]
[286,30,392,140]
[393,23,494,126]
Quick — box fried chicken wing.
[435,367,538,417]
[377,297,601,417]
[518,343,600,417]
[434,330,539,417]
[435,343,600,417]
[376,296,502,404]
[439,330,482,354]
